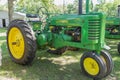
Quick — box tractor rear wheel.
[80,52,106,79]
[47,47,66,55]
[118,43,120,54]
[7,19,37,65]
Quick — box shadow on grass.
[0,39,120,80]
[105,39,120,79]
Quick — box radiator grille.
[88,19,100,40]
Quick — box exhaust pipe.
[78,0,82,15]
[86,0,89,13]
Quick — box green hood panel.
[49,14,100,27]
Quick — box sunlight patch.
[52,56,78,65]
[0,76,21,80]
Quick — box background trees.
[93,0,120,16]
[65,0,120,16]
[1,0,120,18]
[15,0,56,14]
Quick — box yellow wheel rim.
[8,27,25,59]
[83,57,99,76]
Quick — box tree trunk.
[8,0,14,22]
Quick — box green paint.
[34,12,106,53]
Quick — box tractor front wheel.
[80,51,113,79]
[7,20,37,65]
[80,52,106,79]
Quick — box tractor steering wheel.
[37,7,49,22]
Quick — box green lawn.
[0,28,7,33]
[0,28,120,80]
[0,36,6,40]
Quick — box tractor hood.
[49,14,100,27]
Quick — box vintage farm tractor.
[105,5,120,54]
[105,5,120,39]
[7,0,113,79]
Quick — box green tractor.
[105,5,120,39]
[105,5,120,54]
[7,0,113,79]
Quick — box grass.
[0,28,120,80]
[0,28,7,33]
[0,36,6,40]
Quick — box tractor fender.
[103,44,111,50]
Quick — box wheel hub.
[12,39,21,47]
[83,57,99,76]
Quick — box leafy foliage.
[93,0,120,16]
[15,0,57,14]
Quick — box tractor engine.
[50,26,81,42]
[35,26,81,47]
[64,27,81,42]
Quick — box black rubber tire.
[118,43,120,54]
[7,19,37,65]
[100,50,113,78]
[80,52,107,79]
[47,47,66,55]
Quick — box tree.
[8,0,15,22]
